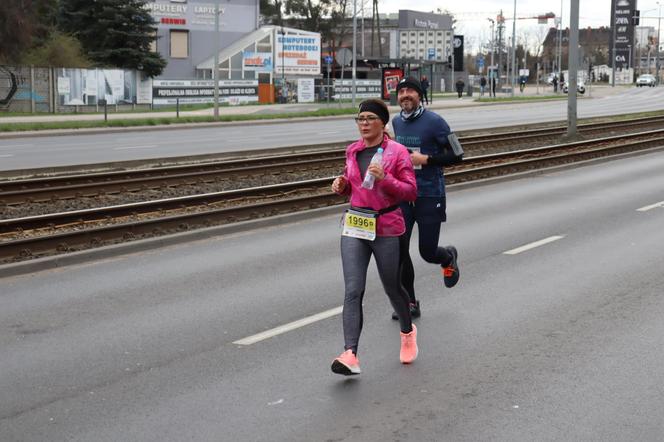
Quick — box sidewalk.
[0,84,622,125]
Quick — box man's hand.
[410,151,429,166]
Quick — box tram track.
[2,126,664,264]
[3,114,664,208]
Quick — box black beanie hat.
[358,99,389,125]
[396,76,423,98]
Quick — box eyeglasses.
[354,116,381,124]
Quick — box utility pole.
[657,1,662,84]
[567,0,579,138]
[510,0,517,96]
[352,0,357,107]
[213,0,220,119]
[612,11,617,87]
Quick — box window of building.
[170,30,189,58]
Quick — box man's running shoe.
[441,246,460,288]
[391,301,421,320]
[331,349,361,376]
[400,324,418,364]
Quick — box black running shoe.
[391,300,421,320]
[442,246,460,288]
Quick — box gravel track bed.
[2,167,341,220]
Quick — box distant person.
[330,98,418,376]
[519,75,527,93]
[552,75,559,93]
[480,76,487,97]
[420,75,430,104]
[490,76,497,97]
[455,78,465,99]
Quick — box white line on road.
[0,144,34,149]
[637,201,664,212]
[233,306,343,346]
[0,154,14,158]
[113,145,158,151]
[319,131,341,135]
[503,235,565,255]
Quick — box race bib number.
[342,209,377,240]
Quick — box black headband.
[358,101,389,125]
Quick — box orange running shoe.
[400,324,418,364]
[331,349,361,375]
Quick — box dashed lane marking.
[0,154,14,158]
[113,145,158,150]
[233,306,343,346]
[503,235,565,255]
[637,201,664,212]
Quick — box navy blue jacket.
[392,109,461,197]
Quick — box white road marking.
[113,145,158,150]
[503,235,565,255]
[0,154,14,158]
[0,144,34,149]
[319,131,341,135]
[233,306,343,346]
[637,201,664,212]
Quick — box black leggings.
[399,198,452,303]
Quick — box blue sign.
[427,48,435,60]
[324,55,333,64]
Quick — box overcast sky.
[375,0,663,52]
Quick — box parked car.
[562,81,586,94]
[636,74,657,87]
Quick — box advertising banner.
[382,68,403,100]
[333,79,382,100]
[297,78,315,103]
[275,32,321,75]
[453,35,464,71]
[609,0,637,69]
[152,79,258,104]
[243,52,273,72]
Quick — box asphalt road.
[2,86,664,172]
[1,149,663,441]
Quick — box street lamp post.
[213,0,220,119]
[657,1,662,84]
[279,26,285,103]
[510,0,517,97]
[351,0,357,107]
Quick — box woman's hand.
[367,163,385,181]
[332,176,347,193]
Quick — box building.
[146,0,260,79]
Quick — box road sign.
[324,55,333,65]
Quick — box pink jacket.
[336,135,417,236]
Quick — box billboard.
[382,68,403,100]
[243,52,273,72]
[609,0,637,69]
[275,32,321,75]
[453,35,464,71]
[152,79,258,104]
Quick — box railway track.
[2,114,664,207]
[2,127,664,264]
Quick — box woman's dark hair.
[358,98,389,125]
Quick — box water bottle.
[361,148,384,190]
